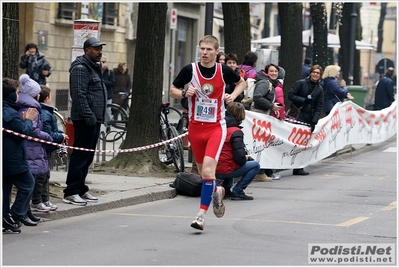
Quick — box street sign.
[376,58,395,74]
[170,8,177,30]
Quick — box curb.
[39,187,177,221]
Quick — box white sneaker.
[190,213,206,230]
[63,194,87,206]
[43,201,58,211]
[271,173,281,180]
[30,202,51,212]
[212,186,225,218]
[80,192,98,202]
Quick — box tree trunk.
[310,3,329,70]
[376,3,386,53]
[2,3,19,79]
[261,3,272,38]
[339,3,362,84]
[222,3,251,64]
[106,3,168,174]
[278,3,303,108]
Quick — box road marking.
[383,147,397,153]
[116,213,369,227]
[335,216,369,227]
[380,201,397,211]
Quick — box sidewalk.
[40,171,177,221]
[36,144,366,222]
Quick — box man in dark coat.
[63,37,107,206]
[374,67,395,110]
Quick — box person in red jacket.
[215,102,260,200]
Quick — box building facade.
[15,2,396,115]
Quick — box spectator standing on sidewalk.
[224,52,244,103]
[216,52,226,64]
[17,74,54,226]
[216,102,259,200]
[19,43,52,85]
[63,37,107,206]
[374,67,395,110]
[112,62,131,112]
[3,78,38,234]
[250,63,283,182]
[170,35,245,231]
[321,65,354,116]
[100,56,115,132]
[38,85,69,213]
[288,65,324,176]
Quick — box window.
[103,3,119,26]
[55,89,69,111]
[57,3,79,20]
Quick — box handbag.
[284,86,317,126]
[285,103,302,120]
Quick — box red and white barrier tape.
[2,128,188,153]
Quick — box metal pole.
[367,30,373,88]
[349,3,357,85]
[205,3,214,35]
[168,29,173,103]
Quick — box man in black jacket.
[374,68,395,110]
[63,37,107,206]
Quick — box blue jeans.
[3,170,35,219]
[216,161,260,193]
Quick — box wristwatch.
[182,89,187,97]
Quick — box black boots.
[293,168,310,176]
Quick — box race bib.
[194,98,218,123]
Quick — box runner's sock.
[199,179,215,211]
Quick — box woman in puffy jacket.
[321,65,354,115]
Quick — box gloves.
[304,98,312,105]
[310,122,316,132]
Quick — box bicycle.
[51,109,68,170]
[103,92,182,142]
[100,95,185,172]
[159,102,185,172]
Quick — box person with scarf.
[288,65,324,176]
[251,63,283,181]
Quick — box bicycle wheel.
[167,106,182,129]
[53,110,66,133]
[167,125,185,172]
[101,103,129,142]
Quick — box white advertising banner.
[242,101,397,169]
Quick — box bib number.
[194,98,218,123]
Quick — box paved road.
[3,136,397,266]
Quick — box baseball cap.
[83,37,106,50]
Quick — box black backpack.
[170,172,202,197]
